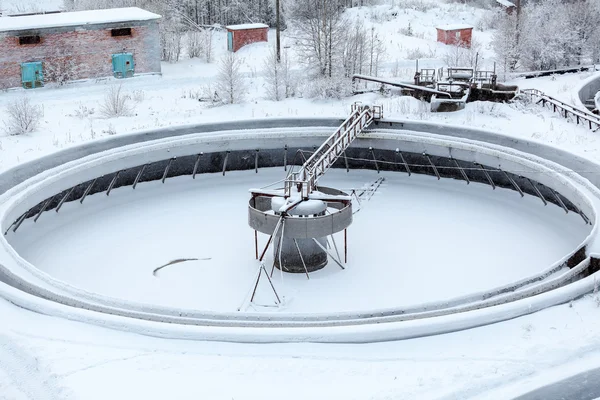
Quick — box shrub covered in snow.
[3,96,43,136]
[99,84,134,118]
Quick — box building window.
[111,28,132,37]
[19,35,41,45]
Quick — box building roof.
[0,7,161,33]
[495,0,516,7]
[225,23,269,31]
[436,24,473,31]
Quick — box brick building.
[436,24,473,49]
[0,7,161,89]
[225,23,268,52]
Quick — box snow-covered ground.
[3,0,600,398]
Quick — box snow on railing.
[522,88,600,131]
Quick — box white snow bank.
[0,7,160,33]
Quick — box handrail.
[522,88,600,130]
[284,103,381,198]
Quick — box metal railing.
[284,103,382,198]
[522,88,600,130]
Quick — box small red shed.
[225,23,268,52]
[436,24,473,48]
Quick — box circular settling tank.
[8,167,588,313]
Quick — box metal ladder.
[284,103,383,198]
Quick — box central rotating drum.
[248,187,353,274]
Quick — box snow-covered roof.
[496,0,516,7]
[0,7,161,33]
[226,23,269,31]
[436,24,473,31]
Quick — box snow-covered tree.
[492,13,520,75]
[216,52,245,104]
[263,46,294,101]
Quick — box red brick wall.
[436,28,472,49]
[230,28,268,52]
[0,22,161,89]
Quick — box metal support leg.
[397,150,411,176]
[329,235,343,267]
[293,239,310,280]
[343,151,350,173]
[452,158,469,184]
[312,238,345,270]
[579,210,590,224]
[344,229,347,263]
[34,197,53,222]
[502,171,524,197]
[255,230,259,260]
[424,153,440,180]
[552,190,569,214]
[162,158,175,183]
[106,171,121,196]
[133,164,147,189]
[478,164,495,189]
[80,178,97,204]
[12,212,28,233]
[527,178,547,206]
[255,149,259,173]
[192,153,202,179]
[369,147,379,173]
[56,187,75,212]
[222,151,230,176]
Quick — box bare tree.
[292,0,347,78]
[4,96,43,136]
[216,52,245,104]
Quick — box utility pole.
[276,0,281,62]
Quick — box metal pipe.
[527,178,547,206]
[255,149,259,173]
[12,212,28,233]
[369,147,380,173]
[502,171,524,197]
[478,164,495,189]
[106,171,121,196]
[451,158,469,184]
[192,153,202,179]
[133,164,147,189]
[162,158,175,183]
[80,178,97,204]
[293,239,310,280]
[56,186,75,212]
[397,150,411,176]
[222,151,230,176]
[34,197,53,223]
[551,190,569,213]
[424,153,440,180]
[283,145,288,171]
